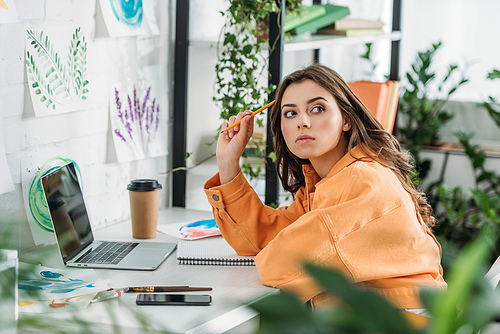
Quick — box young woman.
[204,64,446,311]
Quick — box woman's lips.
[295,134,314,144]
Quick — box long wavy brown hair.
[270,63,435,228]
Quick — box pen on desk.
[123,286,213,293]
[221,100,275,133]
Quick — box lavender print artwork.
[111,85,166,162]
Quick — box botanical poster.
[18,263,109,313]
[109,66,167,162]
[98,0,159,37]
[25,24,92,116]
[0,0,18,23]
[21,157,79,245]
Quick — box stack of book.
[284,4,350,36]
[348,80,400,134]
[317,18,385,37]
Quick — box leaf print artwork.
[114,86,159,151]
[109,74,167,162]
[25,25,90,116]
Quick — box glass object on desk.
[0,249,18,334]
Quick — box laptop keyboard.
[76,241,139,265]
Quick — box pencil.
[221,101,275,133]
[123,286,213,293]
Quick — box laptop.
[41,162,177,270]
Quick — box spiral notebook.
[177,239,255,266]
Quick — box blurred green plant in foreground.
[251,228,500,334]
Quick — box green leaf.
[487,69,500,80]
[429,232,493,334]
[304,264,418,334]
[26,29,71,108]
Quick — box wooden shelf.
[189,31,401,52]
[284,31,401,52]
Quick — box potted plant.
[433,68,500,269]
[397,41,469,186]
[213,0,302,179]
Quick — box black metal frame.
[172,0,189,207]
[389,0,401,135]
[265,4,285,206]
[390,0,401,81]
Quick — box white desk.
[18,208,276,333]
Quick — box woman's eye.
[283,110,296,118]
[311,106,325,114]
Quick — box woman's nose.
[297,115,311,129]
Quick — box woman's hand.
[217,110,254,184]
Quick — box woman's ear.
[342,117,351,131]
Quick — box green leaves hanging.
[25,27,89,111]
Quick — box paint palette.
[18,263,109,313]
[157,219,222,240]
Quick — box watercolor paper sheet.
[109,65,167,162]
[21,157,78,245]
[99,0,158,37]
[0,0,19,23]
[18,263,109,313]
[25,23,92,117]
[157,219,221,240]
[0,112,14,194]
[142,0,159,35]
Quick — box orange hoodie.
[204,146,446,309]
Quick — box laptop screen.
[41,162,93,263]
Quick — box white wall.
[0,0,174,251]
[400,0,500,147]
[401,0,500,103]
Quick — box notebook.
[177,239,255,266]
[41,162,177,271]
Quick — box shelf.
[284,31,401,52]
[417,143,500,159]
[188,39,217,48]
[174,0,402,207]
[188,31,401,52]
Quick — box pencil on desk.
[221,101,275,133]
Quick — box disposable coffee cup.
[127,179,162,239]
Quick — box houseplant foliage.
[433,69,500,266]
[214,0,302,179]
[251,229,500,334]
[483,69,500,128]
[397,41,469,185]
